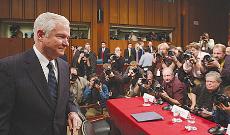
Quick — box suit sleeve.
[0,60,15,134]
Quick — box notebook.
[131,111,164,122]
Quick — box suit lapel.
[56,58,69,108]
[24,49,55,111]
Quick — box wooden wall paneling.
[181,0,189,47]
[0,38,23,58]
[144,0,153,26]
[82,0,92,22]
[101,0,109,48]
[154,0,163,26]
[109,0,119,24]
[137,0,144,25]
[168,2,177,27]
[48,0,60,14]
[71,39,91,47]
[109,40,128,56]
[162,2,169,26]
[24,0,35,19]
[92,0,98,55]
[175,0,181,45]
[128,0,137,25]
[11,0,23,19]
[36,0,47,16]
[24,38,34,51]
[71,0,81,22]
[60,0,70,20]
[0,0,10,19]
[119,0,129,24]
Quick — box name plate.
[171,105,190,119]
[143,93,156,103]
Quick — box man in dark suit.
[124,43,135,64]
[98,41,110,63]
[0,12,82,135]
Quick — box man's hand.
[217,103,230,114]
[68,112,82,134]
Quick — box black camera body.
[202,54,214,63]
[155,85,164,93]
[93,78,101,86]
[110,54,118,61]
[105,68,112,76]
[182,51,193,60]
[168,50,175,57]
[214,94,230,107]
[70,74,78,81]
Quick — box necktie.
[47,62,58,104]
[128,49,131,57]
[102,48,104,62]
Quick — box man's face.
[205,76,220,92]
[148,42,153,47]
[213,48,225,61]
[41,23,70,60]
[163,71,173,83]
[128,44,132,48]
[189,47,198,57]
[101,43,106,48]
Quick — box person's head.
[148,41,153,47]
[186,42,200,57]
[224,86,230,97]
[158,42,169,56]
[162,67,174,83]
[101,42,106,48]
[205,71,222,92]
[143,46,150,53]
[130,61,138,68]
[226,47,230,55]
[135,43,140,50]
[84,43,91,52]
[128,43,132,49]
[34,12,70,60]
[202,32,210,40]
[115,47,121,56]
[212,44,226,61]
[70,67,78,75]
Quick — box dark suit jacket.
[124,48,136,63]
[0,49,78,135]
[98,47,110,63]
[222,55,230,87]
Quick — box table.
[107,97,216,135]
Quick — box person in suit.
[98,41,110,63]
[124,43,136,64]
[0,12,82,135]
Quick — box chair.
[79,104,111,135]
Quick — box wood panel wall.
[0,0,229,62]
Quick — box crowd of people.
[70,34,230,127]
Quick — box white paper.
[143,93,156,103]
[171,105,190,119]
[227,124,230,135]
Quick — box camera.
[183,75,195,87]
[70,74,78,81]
[182,51,193,60]
[202,54,214,63]
[155,84,164,93]
[85,53,90,58]
[155,53,163,60]
[213,94,230,107]
[139,78,148,84]
[168,50,175,57]
[110,54,118,61]
[93,78,101,86]
[79,50,90,58]
[105,68,112,76]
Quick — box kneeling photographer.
[132,69,160,97]
[189,71,224,120]
[82,75,109,117]
[213,86,230,127]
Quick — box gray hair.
[205,71,222,83]
[162,67,174,76]
[33,12,70,40]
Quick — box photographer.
[160,67,187,106]
[138,46,154,68]
[189,71,223,120]
[132,70,160,97]
[182,43,208,85]
[100,63,123,98]
[70,67,88,105]
[214,86,230,127]
[76,48,91,78]
[82,75,109,117]
[205,44,230,87]
[110,47,124,73]
[199,32,215,53]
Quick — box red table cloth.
[107,97,217,135]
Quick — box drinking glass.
[172,111,182,123]
[143,97,151,106]
[185,115,197,131]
